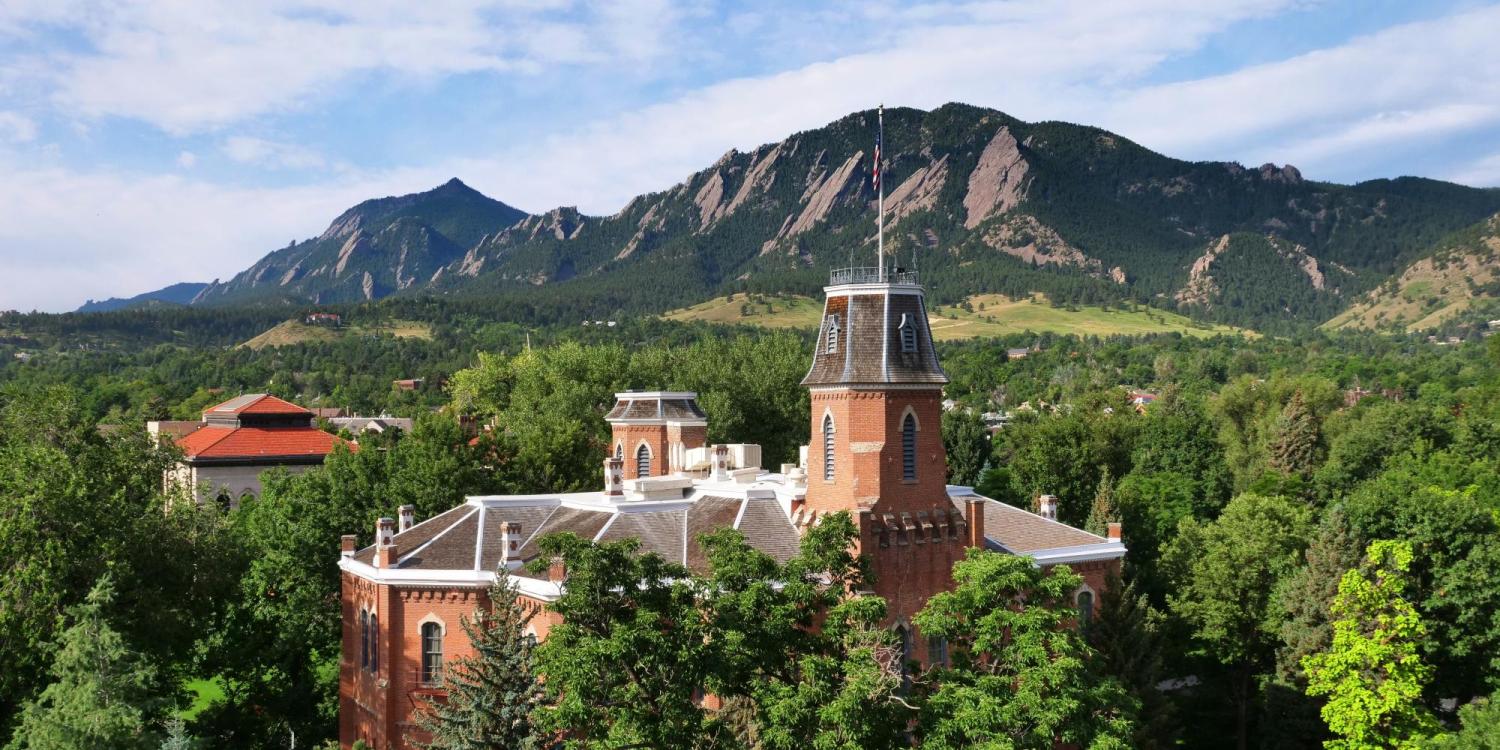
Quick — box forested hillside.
[104,104,1500,334]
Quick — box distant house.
[392,378,425,391]
[161,394,348,507]
[13,351,32,362]
[1006,347,1030,360]
[306,312,343,326]
[1344,387,1376,408]
[1127,390,1158,413]
[328,416,414,435]
[312,407,348,420]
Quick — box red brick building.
[337,269,1125,750]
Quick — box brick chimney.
[375,517,397,568]
[965,497,986,548]
[1107,521,1122,542]
[398,504,415,533]
[341,534,356,558]
[547,555,566,583]
[1038,494,1058,521]
[603,456,624,497]
[500,521,522,566]
[710,444,731,481]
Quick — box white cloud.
[1445,151,1500,188]
[222,136,326,170]
[0,111,36,142]
[1,0,687,134]
[175,150,196,168]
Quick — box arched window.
[421,622,444,686]
[822,414,836,481]
[899,314,917,353]
[370,613,378,673]
[614,442,623,460]
[895,624,913,690]
[826,315,840,354]
[1076,590,1095,624]
[901,413,917,481]
[636,443,652,477]
[358,610,369,670]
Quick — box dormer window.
[899,314,917,353]
[826,315,840,354]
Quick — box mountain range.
[88,103,1500,332]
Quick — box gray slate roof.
[802,288,948,386]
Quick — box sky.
[2,0,1499,312]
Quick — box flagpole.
[877,104,884,279]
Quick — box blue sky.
[2,0,1499,312]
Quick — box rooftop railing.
[829,267,920,286]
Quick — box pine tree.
[1087,573,1178,749]
[1277,508,1364,681]
[412,575,541,750]
[1084,467,1118,536]
[6,574,160,750]
[1268,390,1323,479]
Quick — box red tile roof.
[177,425,345,460]
[203,393,312,417]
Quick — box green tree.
[1086,574,1178,749]
[1084,468,1117,537]
[941,408,990,486]
[1268,390,1325,481]
[413,576,541,750]
[914,549,1135,749]
[1163,493,1312,750]
[1303,540,1439,749]
[1426,696,1500,748]
[6,575,161,750]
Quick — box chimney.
[604,457,624,497]
[547,555,566,583]
[375,517,397,568]
[500,521,522,566]
[1038,494,1058,521]
[341,534,356,558]
[965,497,986,548]
[710,444,731,481]
[1107,521,1122,542]
[398,504,415,533]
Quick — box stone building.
[337,268,1125,749]
[163,393,347,506]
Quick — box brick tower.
[802,265,976,641]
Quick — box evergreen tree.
[1303,541,1439,749]
[1084,468,1118,537]
[158,719,193,750]
[413,576,541,750]
[1277,508,1365,681]
[1268,390,1323,480]
[1427,696,1500,748]
[6,575,160,750]
[1087,574,1178,749]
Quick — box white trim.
[731,497,749,529]
[881,284,890,379]
[899,405,921,431]
[823,283,925,296]
[612,391,698,400]
[472,504,487,571]
[1027,541,1128,565]
[593,513,619,542]
[417,612,447,635]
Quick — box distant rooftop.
[204,393,311,417]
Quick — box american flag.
[873,108,882,192]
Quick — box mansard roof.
[605,391,708,423]
[350,489,800,576]
[802,278,948,387]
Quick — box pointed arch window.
[899,314,917,353]
[822,414,836,482]
[358,609,369,670]
[901,413,918,480]
[421,622,444,686]
[636,443,652,478]
[1076,590,1095,624]
[369,613,378,673]
[826,315,840,354]
[614,442,623,461]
